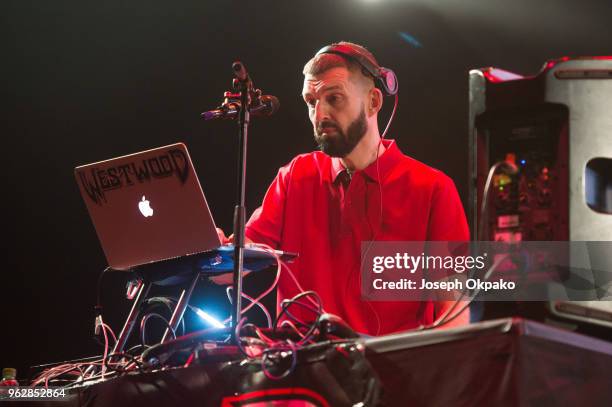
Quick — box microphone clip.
[201,61,279,121]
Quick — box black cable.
[92,266,117,351]
[261,340,298,380]
[280,296,322,317]
[142,297,186,336]
[139,312,176,348]
[125,344,146,356]
[274,291,323,346]
[421,161,520,330]
[103,353,144,374]
[232,291,339,381]
[428,251,527,329]
[234,317,253,358]
[278,303,316,329]
[453,162,517,320]
[478,161,518,241]
[274,291,322,332]
[95,267,111,317]
[283,308,320,344]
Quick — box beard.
[314,108,368,158]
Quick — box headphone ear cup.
[378,67,399,96]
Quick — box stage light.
[194,308,226,328]
[398,31,423,48]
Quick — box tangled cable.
[30,316,129,388]
[231,290,325,380]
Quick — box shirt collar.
[330,139,402,184]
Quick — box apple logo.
[138,196,154,217]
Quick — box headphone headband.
[315,44,398,96]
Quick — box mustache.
[316,121,341,135]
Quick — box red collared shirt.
[246,139,469,335]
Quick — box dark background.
[2,0,611,379]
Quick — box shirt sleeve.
[427,173,471,325]
[427,173,470,241]
[245,162,292,249]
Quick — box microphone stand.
[231,61,251,342]
[202,61,271,343]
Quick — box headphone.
[315,43,399,97]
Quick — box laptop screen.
[75,143,221,270]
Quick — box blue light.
[194,308,225,328]
[398,32,423,48]
[520,159,526,166]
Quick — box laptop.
[75,143,287,272]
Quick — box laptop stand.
[110,247,296,354]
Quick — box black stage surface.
[21,318,612,407]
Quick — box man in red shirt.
[220,42,469,335]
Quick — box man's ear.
[368,87,383,117]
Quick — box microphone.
[201,95,279,121]
[232,61,249,82]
